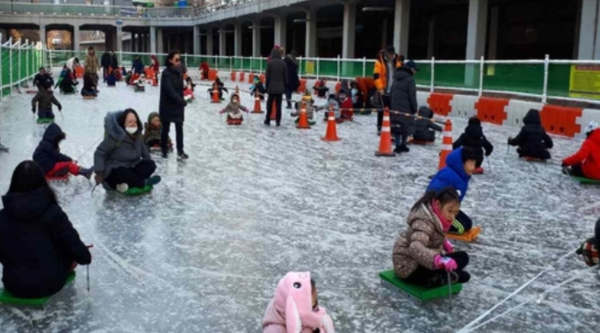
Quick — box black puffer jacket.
[33,123,72,174]
[284,53,300,92]
[0,188,91,298]
[265,48,288,95]
[159,65,186,123]
[413,107,442,142]
[390,67,418,135]
[101,52,111,69]
[453,117,494,167]
[508,109,553,160]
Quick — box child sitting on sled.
[250,76,266,101]
[143,112,172,151]
[318,94,341,123]
[262,272,335,333]
[106,68,117,87]
[292,90,315,124]
[133,74,146,92]
[33,123,93,179]
[393,188,471,287]
[338,89,353,121]
[427,147,477,235]
[562,121,600,180]
[32,81,62,119]
[453,116,493,172]
[508,109,553,161]
[412,106,442,143]
[219,94,249,125]
[208,77,228,100]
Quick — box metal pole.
[259,56,262,73]
[316,57,320,80]
[9,38,13,91]
[430,56,435,93]
[478,55,484,97]
[542,54,549,104]
[229,56,232,74]
[18,39,21,85]
[25,40,29,80]
[298,56,302,80]
[336,55,340,82]
[362,56,366,77]
[0,33,3,101]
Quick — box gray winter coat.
[390,67,418,136]
[266,48,288,95]
[94,111,150,180]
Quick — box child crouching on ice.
[292,91,315,124]
[33,123,93,179]
[219,94,249,125]
[32,81,62,119]
[143,112,172,150]
[393,188,471,287]
[262,272,335,333]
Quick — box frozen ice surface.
[0,74,599,333]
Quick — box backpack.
[576,238,600,266]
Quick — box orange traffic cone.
[296,102,310,129]
[438,119,453,169]
[270,100,277,121]
[375,108,396,156]
[211,87,220,103]
[252,96,263,113]
[321,106,340,141]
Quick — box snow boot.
[116,183,129,193]
[79,166,94,179]
[145,175,161,187]
[0,143,8,152]
[177,152,189,160]
[398,145,410,153]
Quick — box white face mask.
[352,88,358,96]
[126,126,137,134]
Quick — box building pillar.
[138,33,143,52]
[157,29,163,53]
[252,19,261,57]
[305,10,317,57]
[193,25,200,54]
[578,0,600,59]
[105,29,114,51]
[465,0,488,86]
[219,26,227,56]
[116,26,123,63]
[487,6,499,60]
[150,26,156,54]
[207,27,214,55]
[72,25,80,51]
[234,22,242,56]
[274,15,287,49]
[40,25,46,49]
[393,0,410,57]
[342,2,356,58]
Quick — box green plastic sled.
[36,118,54,124]
[379,270,462,302]
[122,185,153,196]
[0,271,76,307]
[571,176,600,184]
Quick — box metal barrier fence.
[0,35,45,100]
[46,50,600,105]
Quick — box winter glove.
[94,172,104,185]
[58,106,62,111]
[434,254,457,272]
[219,109,225,114]
[243,107,249,113]
[443,239,454,254]
[32,107,36,114]
[507,137,512,144]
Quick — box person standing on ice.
[427,147,477,235]
[283,50,300,110]
[159,51,188,160]
[393,188,471,287]
[264,47,288,126]
[373,45,403,135]
[390,60,419,154]
[0,160,91,299]
[94,109,161,193]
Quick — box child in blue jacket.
[427,147,477,234]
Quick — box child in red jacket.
[339,89,353,121]
[563,121,600,180]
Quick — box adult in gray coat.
[94,109,161,193]
[390,60,419,153]
[265,47,288,126]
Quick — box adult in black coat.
[0,161,91,299]
[453,117,494,168]
[109,51,119,72]
[508,109,553,160]
[413,106,442,142]
[284,50,300,109]
[265,47,288,126]
[101,51,111,82]
[159,51,188,160]
[390,60,419,153]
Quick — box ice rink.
[0,73,598,333]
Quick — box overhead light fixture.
[362,7,393,12]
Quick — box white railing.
[0,34,45,101]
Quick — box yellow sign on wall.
[569,65,600,100]
[305,61,315,75]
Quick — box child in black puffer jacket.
[508,109,553,160]
[453,117,493,169]
[413,106,442,142]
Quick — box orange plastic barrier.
[540,105,583,137]
[335,81,341,93]
[208,69,218,81]
[74,66,84,78]
[427,93,454,116]
[145,68,156,85]
[248,73,255,84]
[260,74,265,83]
[475,97,509,125]
[298,79,307,93]
[230,71,237,82]
[239,72,245,82]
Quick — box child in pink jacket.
[262,272,335,333]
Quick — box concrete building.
[0,0,597,60]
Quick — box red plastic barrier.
[74,66,84,78]
[540,105,583,137]
[208,69,218,81]
[335,81,341,93]
[230,71,236,82]
[239,72,245,82]
[298,79,306,93]
[260,74,265,83]
[248,73,255,84]
[475,97,509,125]
[427,93,454,116]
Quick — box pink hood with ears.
[262,272,335,333]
